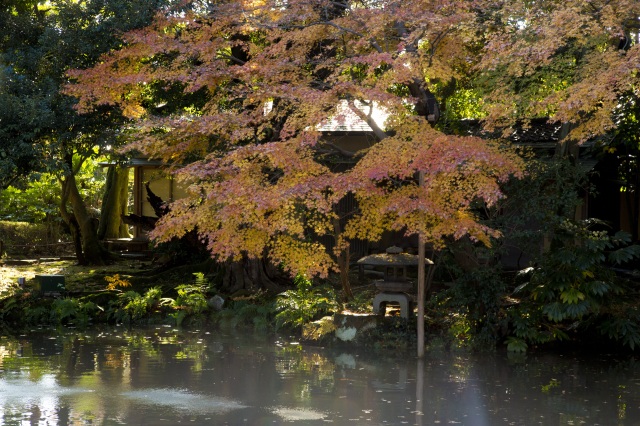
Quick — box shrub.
[108,287,167,325]
[0,292,44,326]
[275,274,339,333]
[358,316,416,351]
[506,219,640,351]
[0,221,68,257]
[50,298,98,327]
[214,299,276,331]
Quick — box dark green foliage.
[108,287,166,325]
[492,157,591,259]
[0,0,175,264]
[0,220,67,257]
[600,90,640,241]
[599,312,640,350]
[427,269,485,350]
[23,304,50,325]
[0,272,217,328]
[507,219,640,351]
[106,274,213,326]
[0,0,171,186]
[343,286,377,313]
[213,300,276,331]
[359,317,416,351]
[0,88,51,188]
[0,291,73,328]
[429,157,608,352]
[431,264,509,351]
[50,298,98,327]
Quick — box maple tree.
[65,0,638,288]
[476,1,640,142]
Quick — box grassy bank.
[0,259,427,353]
[3,254,640,355]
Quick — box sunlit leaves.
[478,0,640,141]
[63,0,556,278]
[344,127,524,247]
[149,138,342,277]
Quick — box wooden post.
[417,171,426,358]
[415,358,425,425]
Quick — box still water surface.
[1,326,639,425]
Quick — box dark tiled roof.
[454,118,563,148]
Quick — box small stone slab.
[35,274,66,296]
[4,259,39,266]
[333,313,379,342]
[357,253,434,266]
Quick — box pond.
[1,326,639,425]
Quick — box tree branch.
[345,98,389,141]
[394,21,440,122]
[217,52,246,66]
[316,141,357,158]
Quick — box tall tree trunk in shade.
[98,166,130,240]
[60,170,110,266]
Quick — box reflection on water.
[1,326,639,425]
[121,388,246,413]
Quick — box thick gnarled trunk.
[98,166,130,240]
[332,217,353,300]
[60,174,109,265]
[222,256,284,294]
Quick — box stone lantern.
[357,246,433,319]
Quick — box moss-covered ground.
[1,258,155,295]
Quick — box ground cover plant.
[1,248,639,353]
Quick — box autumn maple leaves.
[65,0,638,278]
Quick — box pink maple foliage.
[65,0,639,278]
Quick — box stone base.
[333,313,379,342]
[372,292,413,319]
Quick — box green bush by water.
[506,219,640,352]
[275,274,339,333]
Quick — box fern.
[275,274,338,333]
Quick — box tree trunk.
[118,167,130,237]
[59,178,85,264]
[332,217,353,300]
[98,166,130,240]
[554,122,579,162]
[337,244,352,299]
[222,256,283,294]
[61,175,109,265]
